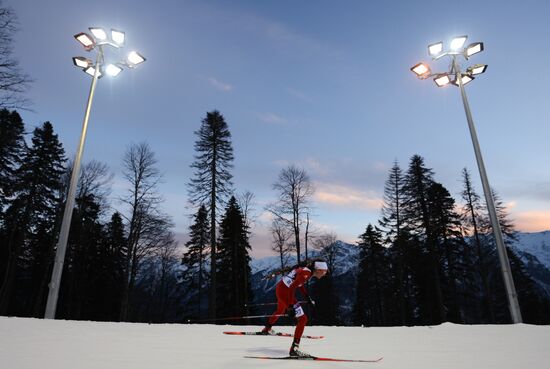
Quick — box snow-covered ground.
[1,317,549,369]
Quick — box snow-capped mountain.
[509,231,550,269]
[250,231,550,320]
[251,231,550,277]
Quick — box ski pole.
[185,313,288,323]
[245,301,307,307]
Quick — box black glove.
[286,306,296,319]
[307,296,316,306]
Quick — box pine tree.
[354,224,389,326]
[0,121,65,314]
[378,160,410,324]
[459,168,495,323]
[215,196,252,321]
[402,155,444,324]
[312,233,340,326]
[58,194,103,319]
[99,211,126,320]
[0,109,25,215]
[188,110,234,319]
[0,109,25,301]
[427,181,468,323]
[182,205,210,319]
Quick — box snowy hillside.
[250,240,361,276]
[1,317,549,369]
[510,231,550,269]
[251,232,550,275]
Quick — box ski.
[223,331,324,339]
[244,355,383,363]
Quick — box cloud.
[259,112,288,125]
[264,22,324,55]
[513,211,550,232]
[315,182,383,211]
[287,87,312,102]
[303,158,330,177]
[208,77,233,92]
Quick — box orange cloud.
[315,183,383,210]
[513,211,550,232]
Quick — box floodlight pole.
[45,46,104,319]
[452,56,523,324]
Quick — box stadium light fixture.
[410,62,431,77]
[434,73,451,87]
[74,32,95,49]
[467,64,488,75]
[46,26,146,320]
[450,35,467,50]
[111,29,125,45]
[72,56,91,69]
[466,42,484,57]
[89,27,107,41]
[409,35,523,325]
[127,51,146,66]
[428,42,443,56]
[105,63,123,77]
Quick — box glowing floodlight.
[466,42,484,57]
[74,33,95,48]
[410,62,431,77]
[467,64,488,75]
[111,29,125,45]
[450,36,467,50]
[105,64,123,77]
[83,66,102,78]
[452,74,474,86]
[72,56,91,69]
[428,42,443,56]
[434,74,451,87]
[127,51,146,66]
[89,27,107,41]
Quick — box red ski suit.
[267,267,312,343]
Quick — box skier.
[261,259,329,357]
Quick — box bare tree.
[313,232,338,273]
[237,190,257,230]
[267,165,314,263]
[119,142,168,321]
[0,3,32,110]
[270,218,292,269]
[77,160,113,208]
[59,159,114,212]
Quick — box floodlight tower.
[45,28,146,319]
[410,36,522,324]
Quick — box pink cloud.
[315,183,383,210]
[513,211,550,232]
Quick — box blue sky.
[10,0,550,257]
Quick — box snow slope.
[510,231,550,269]
[1,317,549,369]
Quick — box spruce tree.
[0,109,25,301]
[58,194,103,319]
[182,205,210,318]
[0,109,25,215]
[188,110,234,319]
[459,168,495,323]
[215,196,251,320]
[99,211,126,320]
[354,224,388,326]
[378,160,410,324]
[402,155,444,324]
[0,121,65,314]
[427,181,468,323]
